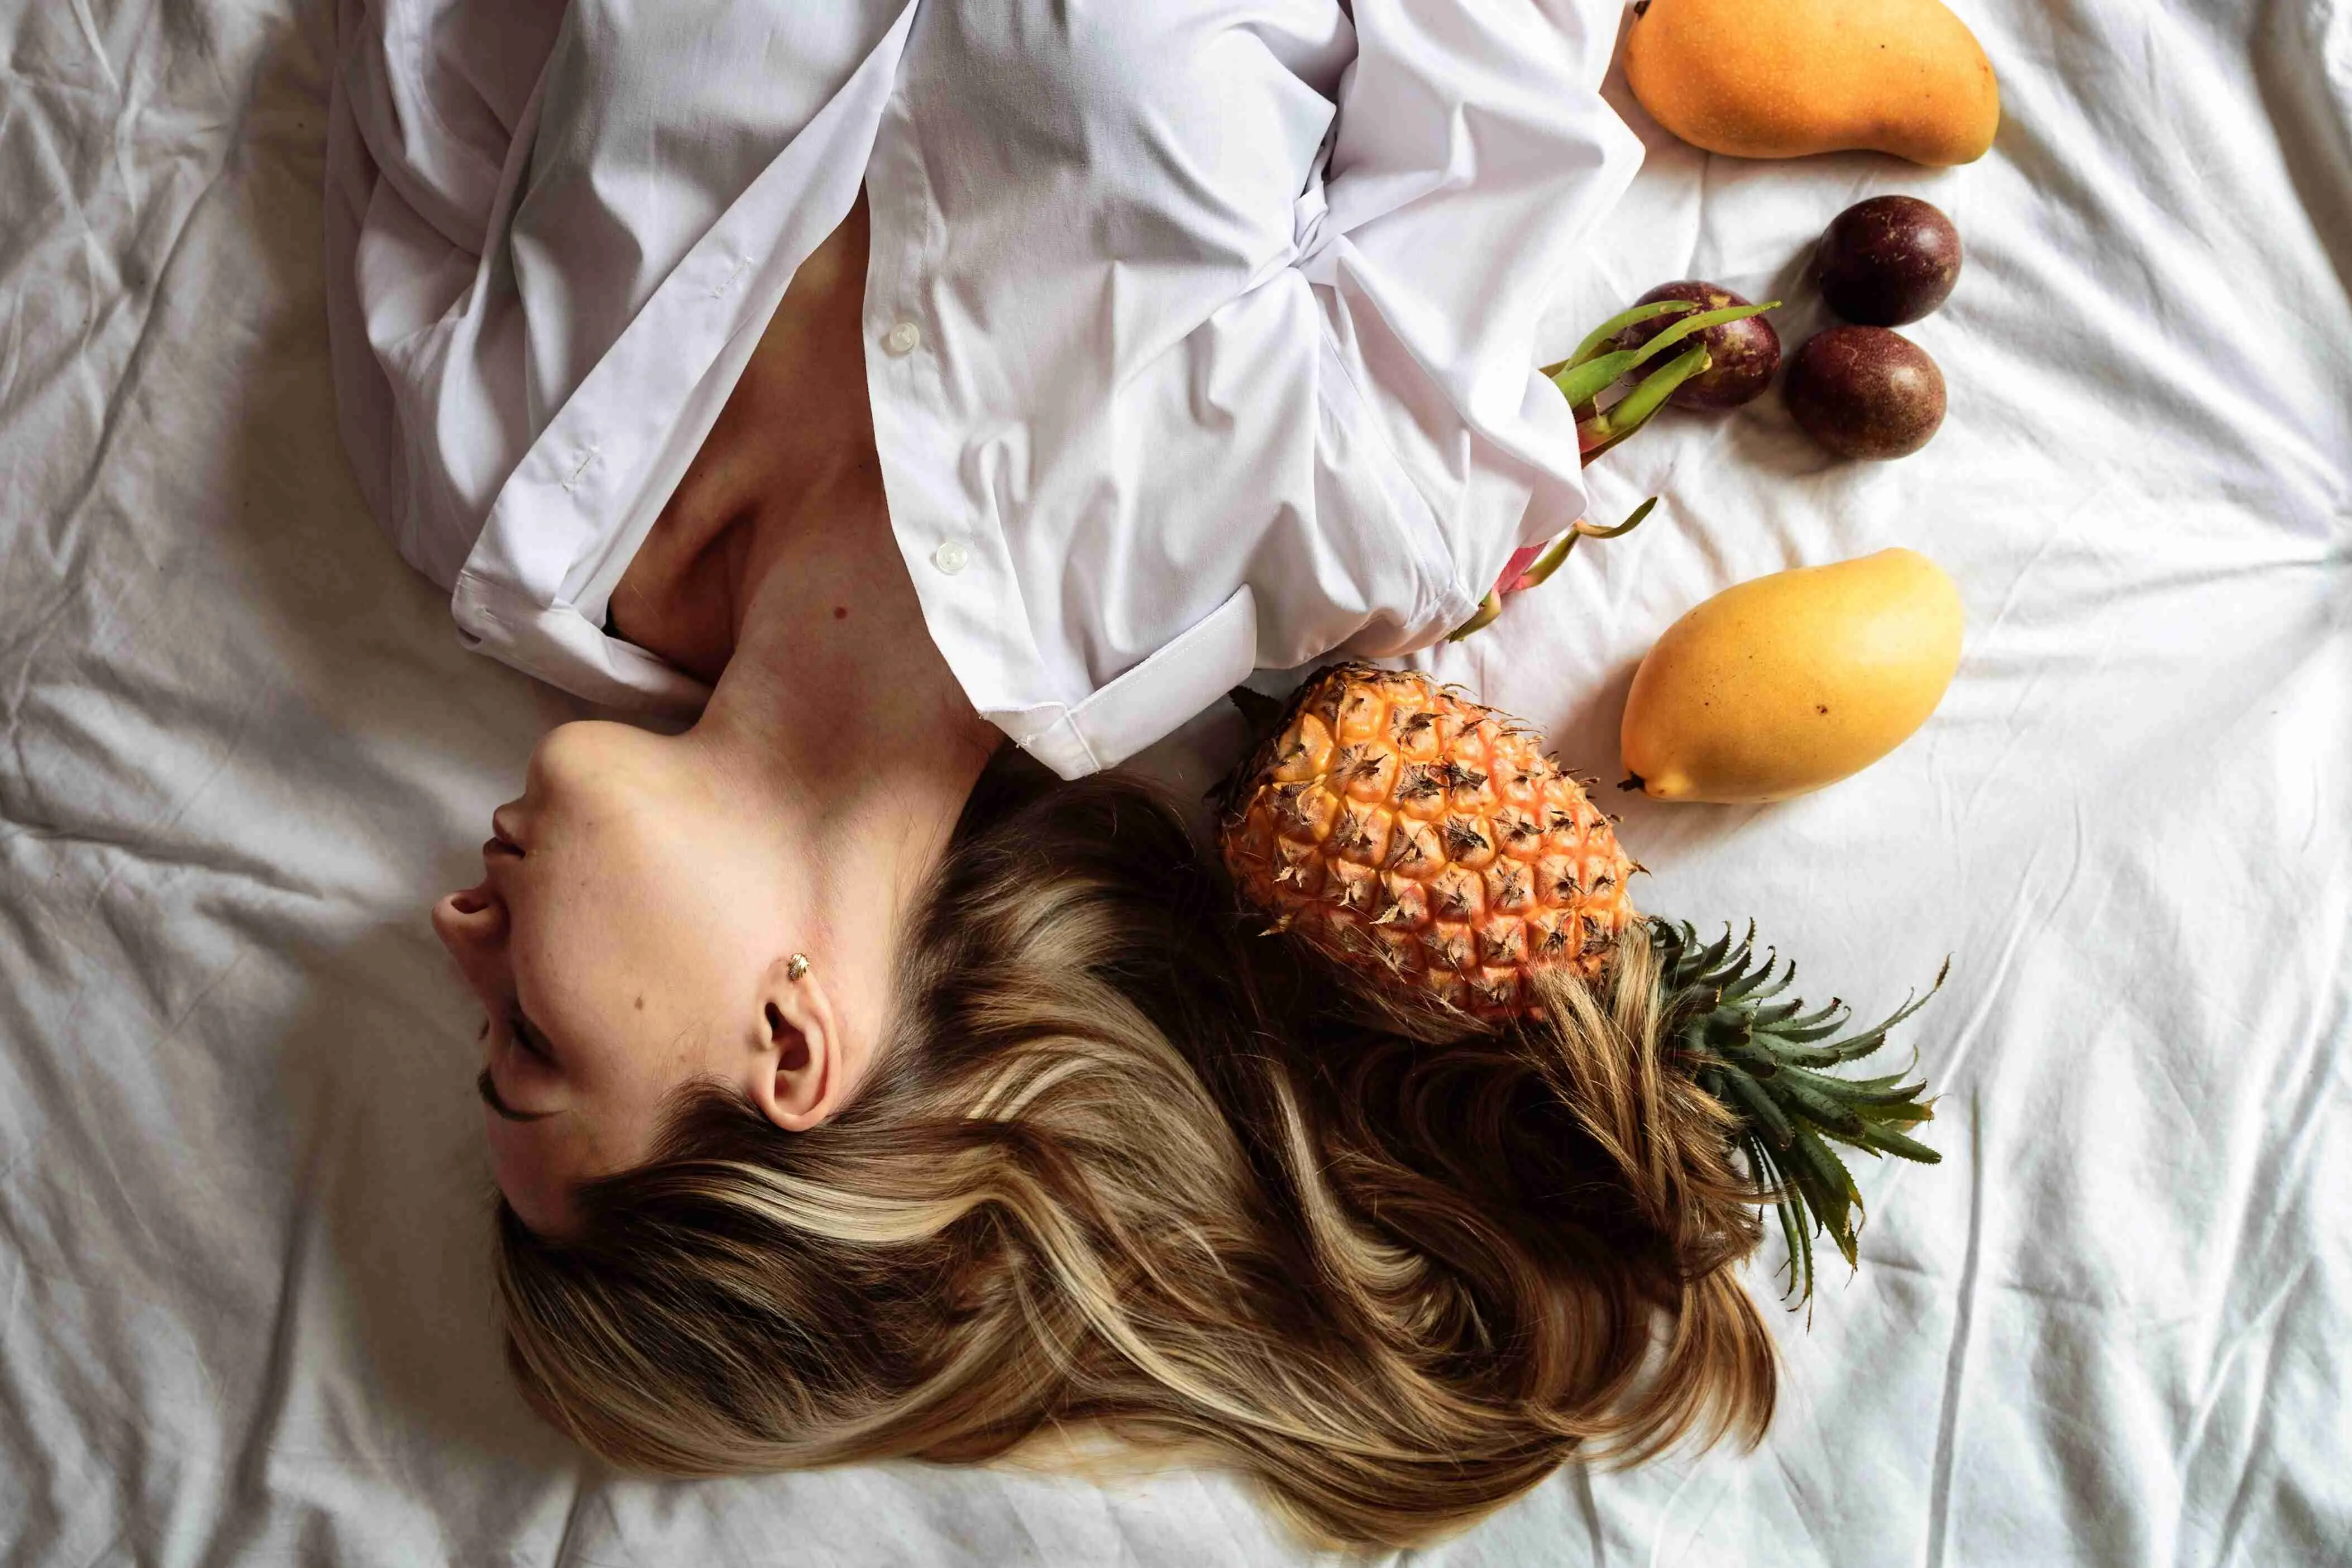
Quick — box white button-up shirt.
[325,0,1638,777]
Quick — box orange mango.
[1620,548,1963,804]
[1625,0,2000,167]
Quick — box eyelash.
[507,1010,555,1067]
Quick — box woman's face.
[431,720,861,1235]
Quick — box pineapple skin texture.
[1221,665,1638,1020]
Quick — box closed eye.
[477,1067,553,1124]
[508,1006,560,1069]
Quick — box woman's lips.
[487,806,524,858]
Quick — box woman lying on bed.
[330,0,1771,1546]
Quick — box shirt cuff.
[997,586,1260,778]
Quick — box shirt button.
[883,320,921,356]
[931,539,969,575]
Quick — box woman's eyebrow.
[477,1066,556,1123]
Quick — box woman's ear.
[748,953,848,1132]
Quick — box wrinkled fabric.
[1,0,2348,1565]
[327,0,1639,776]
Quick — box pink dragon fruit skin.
[1496,541,1549,596]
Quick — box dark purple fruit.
[1815,196,1963,327]
[1784,327,1946,461]
[1616,280,1781,410]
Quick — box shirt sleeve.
[331,0,564,255]
[1292,0,1642,653]
[325,0,567,588]
[858,0,1642,776]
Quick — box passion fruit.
[1814,195,1963,327]
[1784,326,1946,460]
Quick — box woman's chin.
[486,1125,576,1239]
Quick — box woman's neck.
[698,469,998,805]
[607,190,1000,1011]
[688,469,1000,1000]
[600,484,994,1078]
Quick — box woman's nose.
[431,883,510,993]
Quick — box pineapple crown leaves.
[1651,917,1947,1311]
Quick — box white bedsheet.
[2,1,2345,1563]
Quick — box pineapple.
[1220,663,1638,1019]
[1218,661,1945,1302]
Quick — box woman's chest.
[607,199,883,684]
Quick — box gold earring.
[786,953,810,982]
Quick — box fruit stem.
[1542,299,1698,380]
[1446,496,1662,640]
[1572,494,1661,542]
[1550,300,1777,410]
[1443,590,1505,642]
[1579,343,1712,463]
[1510,495,1661,592]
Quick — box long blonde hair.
[493,757,1775,1548]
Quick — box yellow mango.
[1624,0,2000,167]
[1621,548,1962,803]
